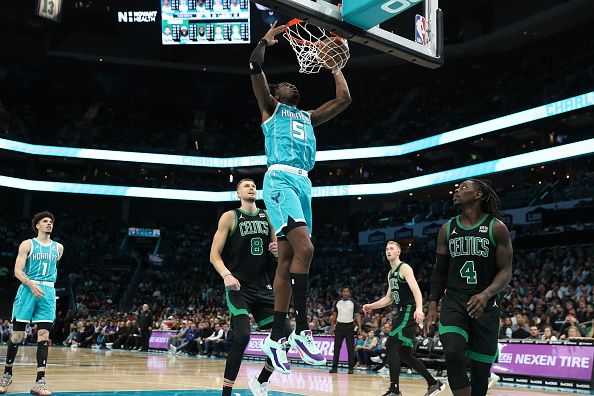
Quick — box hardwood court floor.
[0,346,579,396]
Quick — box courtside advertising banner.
[149,330,177,349]
[245,333,349,363]
[492,343,594,382]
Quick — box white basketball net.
[284,19,350,74]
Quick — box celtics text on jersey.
[222,208,272,284]
[446,214,498,295]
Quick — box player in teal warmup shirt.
[1,211,64,396]
[249,22,352,376]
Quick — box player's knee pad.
[386,335,402,352]
[441,333,469,390]
[231,315,251,349]
[398,345,414,363]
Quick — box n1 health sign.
[492,343,594,382]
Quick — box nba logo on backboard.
[415,14,427,45]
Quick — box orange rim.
[285,18,347,46]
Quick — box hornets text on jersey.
[26,238,59,282]
[262,103,316,171]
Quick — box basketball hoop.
[284,19,350,74]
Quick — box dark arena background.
[1,0,594,395]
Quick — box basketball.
[315,36,349,70]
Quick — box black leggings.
[223,315,292,382]
[386,336,436,387]
[441,333,492,396]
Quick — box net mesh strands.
[284,19,350,74]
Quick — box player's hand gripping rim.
[262,21,286,46]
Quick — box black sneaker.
[347,369,354,374]
[329,368,337,373]
[381,390,401,396]
[425,380,446,396]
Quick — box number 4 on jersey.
[460,260,477,284]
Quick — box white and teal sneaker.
[0,372,12,394]
[261,336,291,375]
[248,376,270,396]
[289,330,326,366]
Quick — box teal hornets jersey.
[26,239,59,282]
[262,103,317,171]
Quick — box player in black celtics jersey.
[210,178,291,396]
[363,241,445,396]
[426,179,513,396]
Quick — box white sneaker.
[378,366,390,374]
[488,373,500,389]
[248,376,270,396]
[261,336,291,375]
[0,372,12,393]
[288,330,326,365]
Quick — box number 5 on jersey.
[291,121,305,140]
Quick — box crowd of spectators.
[4,222,590,348]
[0,200,592,378]
[1,27,592,159]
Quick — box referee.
[329,287,361,374]
[139,304,153,352]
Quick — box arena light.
[1,138,592,201]
[0,91,592,167]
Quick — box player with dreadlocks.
[425,179,513,396]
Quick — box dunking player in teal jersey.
[249,23,351,374]
[1,211,64,396]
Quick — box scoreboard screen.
[161,0,250,45]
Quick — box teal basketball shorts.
[263,167,312,238]
[12,283,56,323]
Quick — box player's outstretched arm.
[250,22,284,121]
[309,69,352,127]
[362,273,394,315]
[210,211,241,291]
[467,220,513,318]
